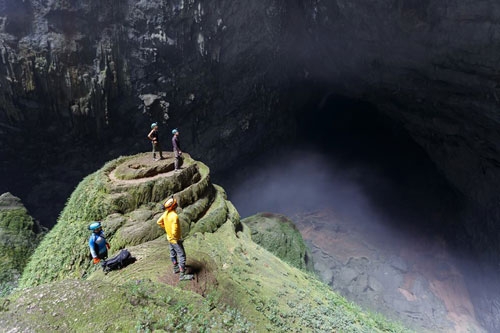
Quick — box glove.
[93,258,100,264]
[106,243,110,249]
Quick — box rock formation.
[1,1,499,259]
[19,152,239,286]
[2,153,406,332]
[242,212,314,272]
[0,192,46,295]
[1,1,500,330]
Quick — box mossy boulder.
[242,212,314,272]
[0,193,46,296]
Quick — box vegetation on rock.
[1,153,409,332]
[0,193,46,296]
[242,212,314,271]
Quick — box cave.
[218,92,497,332]
[1,1,500,331]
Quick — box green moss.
[3,220,408,332]
[242,213,314,271]
[0,278,253,332]
[18,153,235,288]
[189,186,229,234]
[186,221,409,332]
[0,197,46,296]
[10,153,409,332]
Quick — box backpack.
[100,249,134,273]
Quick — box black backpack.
[100,249,134,273]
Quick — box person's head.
[163,197,177,211]
[151,122,158,130]
[88,221,102,233]
[172,128,179,136]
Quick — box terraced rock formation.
[19,152,239,288]
[2,154,408,332]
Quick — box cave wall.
[0,1,499,257]
[293,0,500,261]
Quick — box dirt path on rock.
[107,153,181,185]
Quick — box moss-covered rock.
[7,154,408,332]
[1,219,409,332]
[18,153,239,288]
[0,193,46,296]
[242,212,314,272]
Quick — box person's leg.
[98,249,108,260]
[169,243,180,273]
[152,142,157,160]
[174,152,180,170]
[172,241,193,280]
[158,143,164,159]
[171,242,186,270]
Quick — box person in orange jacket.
[88,221,110,264]
[157,197,193,281]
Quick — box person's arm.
[148,130,156,142]
[171,215,180,243]
[156,214,165,228]
[89,237,97,258]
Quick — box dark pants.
[174,151,182,169]
[152,142,163,158]
[98,250,108,260]
[169,241,187,270]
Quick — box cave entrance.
[220,93,481,331]
[294,93,463,235]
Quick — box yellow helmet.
[164,197,177,210]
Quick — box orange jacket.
[157,209,181,244]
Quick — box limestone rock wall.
[1,0,499,265]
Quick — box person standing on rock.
[172,128,182,172]
[88,221,110,264]
[156,197,194,281]
[148,122,164,161]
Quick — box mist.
[216,96,500,332]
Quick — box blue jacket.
[89,231,108,259]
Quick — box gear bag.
[100,249,134,273]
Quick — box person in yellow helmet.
[157,197,193,281]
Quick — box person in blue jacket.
[88,222,110,264]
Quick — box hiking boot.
[179,272,194,281]
[173,265,180,274]
[174,169,181,173]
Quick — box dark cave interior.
[222,93,466,249]
[218,93,497,332]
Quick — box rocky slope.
[0,192,46,296]
[294,209,485,333]
[1,153,407,332]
